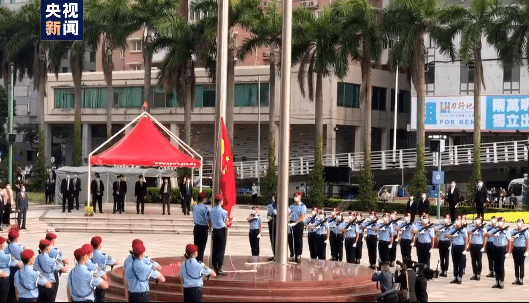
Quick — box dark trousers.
[0,201,3,230]
[62,193,71,212]
[45,191,53,204]
[2,203,9,225]
[249,229,260,256]
[452,245,465,279]
[470,244,483,276]
[183,195,192,215]
[18,299,37,302]
[379,240,391,262]
[73,194,80,210]
[136,196,145,214]
[53,272,59,301]
[128,292,149,302]
[345,238,356,263]
[268,219,276,256]
[400,239,412,261]
[450,206,457,223]
[494,245,506,282]
[366,235,378,266]
[439,241,451,272]
[308,233,317,259]
[37,283,55,302]
[193,225,209,263]
[390,238,398,262]
[212,228,227,271]
[95,287,105,302]
[162,194,171,214]
[18,209,27,229]
[356,234,364,261]
[417,243,431,267]
[113,195,119,212]
[335,234,344,262]
[288,222,304,258]
[252,194,257,205]
[93,194,103,213]
[330,232,337,260]
[7,267,18,302]
[0,277,9,302]
[513,246,526,280]
[183,287,203,303]
[316,234,327,260]
[476,203,484,219]
[486,243,495,274]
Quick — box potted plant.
[85,205,95,217]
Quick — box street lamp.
[428,134,447,219]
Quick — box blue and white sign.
[412,96,485,131]
[486,95,529,130]
[432,171,444,185]
[41,0,83,41]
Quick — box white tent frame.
[87,111,203,207]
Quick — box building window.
[152,86,178,107]
[114,87,144,108]
[27,151,35,162]
[89,51,96,63]
[120,49,125,59]
[383,38,394,49]
[503,64,520,94]
[234,83,269,107]
[195,85,216,107]
[426,64,435,95]
[130,64,142,70]
[91,125,107,138]
[55,88,75,108]
[372,86,387,111]
[390,89,411,113]
[337,82,360,108]
[62,67,68,73]
[131,40,142,52]
[460,63,474,95]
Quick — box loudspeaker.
[8,133,15,143]
[430,140,440,152]
[324,166,351,184]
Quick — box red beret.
[21,249,34,260]
[82,244,94,254]
[74,248,88,260]
[0,237,5,245]
[295,191,303,197]
[197,192,208,200]
[8,229,19,239]
[215,194,224,202]
[186,244,198,255]
[46,233,57,241]
[132,239,143,247]
[39,240,51,251]
[132,243,146,255]
[91,236,102,246]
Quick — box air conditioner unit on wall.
[302,0,319,8]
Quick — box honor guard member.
[288,192,307,263]
[332,212,348,262]
[123,240,161,302]
[5,228,24,302]
[304,207,319,259]
[341,212,360,264]
[34,240,67,302]
[435,214,453,278]
[267,192,277,261]
[511,219,529,285]
[485,217,512,289]
[389,211,400,267]
[355,213,364,264]
[124,242,166,302]
[67,247,109,303]
[209,195,229,274]
[363,211,380,269]
[0,236,21,303]
[485,216,498,278]
[468,217,486,281]
[180,244,217,303]
[373,213,395,263]
[82,244,106,283]
[15,249,53,303]
[445,216,469,284]
[412,214,435,267]
[247,206,263,257]
[91,236,119,302]
[312,210,330,260]
[46,232,69,301]
[395,213,414,262]
[193,192,210,263]
[328,208,338,261]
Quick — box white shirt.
[252,185,259,195]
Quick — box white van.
[507,177,527,207]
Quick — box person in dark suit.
[406,196,418,223]
[160,177,172,215]
[474,180,487,218]
[183,177,193,216]
[61,174,73,213]
[395,259,418,303]
[91,173,105,214]
[45,177,53,204]
[71,173,82,210]
[418,192,429,216]
[446,181,460,223]
[16,186,29,229]
[179,177,187,215]
[135,175,147,215]
[113,174,127,214]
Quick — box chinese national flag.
[220,117,236,227]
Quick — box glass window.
[233,83,269,107]
[91,125,107,137]
[55,88,74,108]
[90,51,96,63]
[503,65,520,94]
[372,86,387,111]
[460,64,474,95]
[131,40,142,52]
[113,87,143,108]
[195,85,216,107]
[153,86,167,107]
[82,88,107,108]
[337,82,360,108]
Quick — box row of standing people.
[0,183,29,230]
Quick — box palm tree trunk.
[412,35,426,148]
[226,45,235,144]
[268,45,277,165]
[71,51,83,167]
[315,71,324,159]
[473,47,483,181]
[184,78,192,145]
[360,41,373,165]
[37,45,48,160]
[103,38,114,139]
[143,26,153,112]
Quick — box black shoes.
[216,269,227,276]
[486,272,495,278]
[268,257,275,261]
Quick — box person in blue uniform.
[363,211,379,269]
[267,192,277,261]
[15,249,53,303]
[193,192,210,263]
[67,246,109,303]
[332,212,348,262]
[395,213,414,263]
[341,212,360,264]
[373,213,395,263]
[34,239,67,302]
[304,207,319,259]
[288,192,307,263]
[388,211,399,267]
[5,228,24,302]
[354,213,364,264]
[485,217,512,289]
[180,244,217,303]
[46,232,69,302]
[124,242,166,302]
[123,239,161,302]
[468,216,486,281]
[327,208,337,261]
[209,195,229,274]
[511,219,529,285]
[445,215,469,284]
[412,214,435,267]
[91,236,119,302]
[247,206,263,257]
[311,210,329,260]
[435,214,453,278]
[0,236,21,303]
[485,216,498,278]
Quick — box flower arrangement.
[190,199,198,210]
[85,205,95,216]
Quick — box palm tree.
[0,7,17,90]
[238,0,282,171]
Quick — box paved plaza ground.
[5,203,529,302]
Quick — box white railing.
[230,139,529,179]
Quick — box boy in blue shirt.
[180,244,217,302]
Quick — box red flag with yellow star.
[220,117,236,227]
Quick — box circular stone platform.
[106,256,379,302]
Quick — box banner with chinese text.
[41,0,83,41]
[486,95,529,130]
